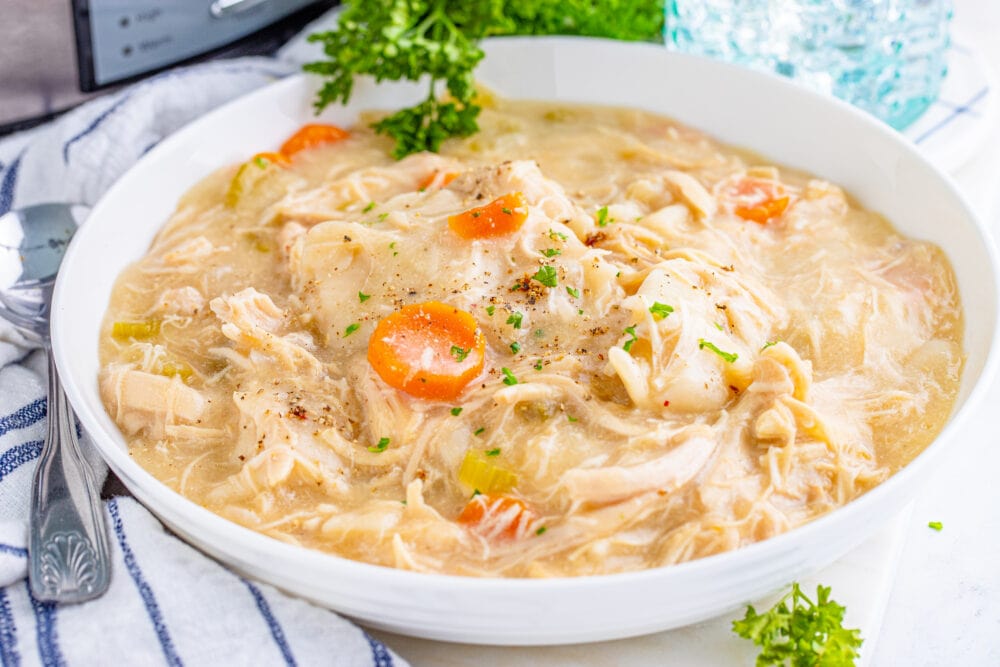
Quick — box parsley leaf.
[566,286,580,298]
[362,201,376,213]
[474,426,485,436]
[649,301,674,319]
[532,265,558,287]
[501,367,518,385]
[698,338,738,363]
[732,583,862,667]
[623,325,639,352]
[344,323,360,337]
[450,407,463,416]
[485,448,501,456]
[506,311,523,329]
[541,248,562,257]
[547,228,568,242]
[358,291,371,302]
[928,521,943,531]
[368,437,391,453]
[486,305,496,316]
[595,206,613,227]
[510,341,521,354]
[451,345,470,362]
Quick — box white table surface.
[371,2,1000,664]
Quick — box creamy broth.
[99,99,962,577]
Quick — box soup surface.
[100,99,962,577]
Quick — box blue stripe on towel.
[0,441,42,482]
[243,580,296,666]
[365,632,395,667]
[107,498,184,667]
[0,152,23,216]
[27,584,64,667]
[914,86,990,144]
[62,94,134,164]
[0,399,47,437]
[0,588,20,667]
[0,544,27,558]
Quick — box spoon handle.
[29,351,111,603]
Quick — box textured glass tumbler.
[666,0,953,129]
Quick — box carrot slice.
[725,177,790,224]
[448,192,528,239]
[735,196,790,224]
[458,494,536,540]
[367,301,485,400]
[280,123,349,157]
[419,171,458,191]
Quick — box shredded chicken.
[99,98,963,578]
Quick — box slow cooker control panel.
[79,0,318,89]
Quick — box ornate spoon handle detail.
[29,351,111,603]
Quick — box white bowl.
[53,38,1000,645]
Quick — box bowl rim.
[52,35,1000,596]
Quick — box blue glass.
[666,0,953,129]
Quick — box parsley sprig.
[305,1,663,158]
[732,583,862,666]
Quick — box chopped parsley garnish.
[362,201,376,213]
[566,286,580,298]
[474,427,485,436]
[762,340,778,350]
[358,291,371,302]
[501,207,513,215]
[623,325,639,353]
[506,311,523,329]
[472,489,482,497]
[533,359,543,370]
[547,228,568,242]
[368,437,390,453]
[533,328,545,338]
[928,521,943,531]
[535,526,547,536]
[344,323,360,337]
[649,302,674,319]
[451,345,470,362]
[532,265,558,287]
[486,305,496,316]
[501,367,518,385]
[485,448,501,457]
[450,407,463,416]
[595,206,612,227]
[732,583,862,666]
[698,339,738,363]
[714,322,724,331]
[541,247,562,257]
[577,308,584,315]
[567,414,578,422]
[378,212,389,221]
[510,341,521,354]
[253,156,269,169]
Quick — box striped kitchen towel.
[0,13,406,666]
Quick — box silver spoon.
[0,203,111,603]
